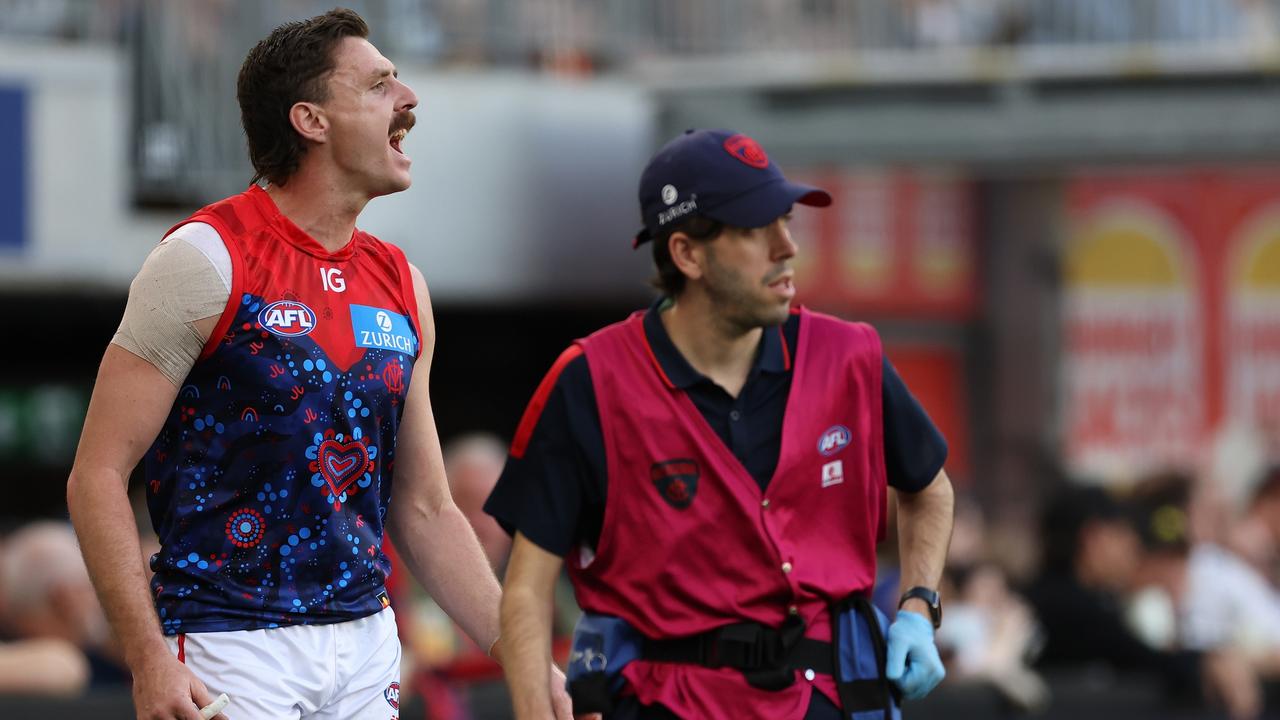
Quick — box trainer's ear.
[667,231,705,284]
[289,101,329,144]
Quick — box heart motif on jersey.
[317,439,372,499]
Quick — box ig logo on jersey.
[258,300,317,337]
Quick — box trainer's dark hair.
[650,215,725,298]
[237,8,370,187]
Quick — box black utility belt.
[565,596,901,718]
[641,610,898,714]
[644,619,833,682]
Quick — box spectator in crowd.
[0,634,90,696]
[0,521,128,688]
[1230,466,1280,588]
[445,434,513,574]
[935,496,1048,711]
[1025,484,1261,719]
[1130,471,1280,678]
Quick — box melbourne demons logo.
[258,300,316,337]
[817,425,852,456]
[723,134,769,168]
[651,458,699,510]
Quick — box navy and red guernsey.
[145,185,421,634]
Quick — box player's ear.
[667,231,705,283]
[289,101,329,144]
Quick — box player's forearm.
[66,466,169,669]
[389,501,502,651]
[501,580,556,720]
[895,470,955,600]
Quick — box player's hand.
[131,652,229,720]
[548,664,581,720]
[885,610,946,700]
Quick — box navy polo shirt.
[485,301,948,558]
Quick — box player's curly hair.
[237,8,370,187]
[650,215,725,298]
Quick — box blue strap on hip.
[834,595,902,720]
[566,613,644,714]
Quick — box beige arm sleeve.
[111,223,231,388]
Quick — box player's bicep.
[407,262,435,367]
[73,344,182,485]
[385,383,454,555]
[113,231,231,387]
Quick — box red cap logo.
[723,134,769,169]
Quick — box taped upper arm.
[111,224,231,387]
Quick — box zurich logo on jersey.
[258,300,317,337]
[818,425,852,456]
[351,304,417,355]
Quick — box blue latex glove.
[885,610,945,700]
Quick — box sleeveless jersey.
[145,185,420,634]
[573,308,885,719]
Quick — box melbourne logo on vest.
[817,424,852,456]
[650,458,699,509]
[258,300,317,337]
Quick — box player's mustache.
[390,111,416,136]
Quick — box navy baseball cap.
[633,128,831,247]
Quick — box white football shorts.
[165,607,402,720]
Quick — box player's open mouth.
[390,128,407,154]
[767,275,795,298]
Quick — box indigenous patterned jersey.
[145,185,420,634]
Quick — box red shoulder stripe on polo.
[510,345,584,460]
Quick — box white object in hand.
[199,693,230,719]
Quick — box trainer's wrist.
[899,598,933,620]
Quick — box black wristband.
[898,586,942,629]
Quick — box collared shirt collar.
[641,297,788,390]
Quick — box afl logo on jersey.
[818,425,852,456]
[258,300,317,337]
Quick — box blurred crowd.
[1,0,1277,64]
[898,461,1280,720]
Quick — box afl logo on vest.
[257,300,317,337]
[651,458,699,510]
[817,425,852,456]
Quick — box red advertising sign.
[1064,170,1280,479]
[789,167,977,319]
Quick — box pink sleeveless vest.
[572,307,885,719]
